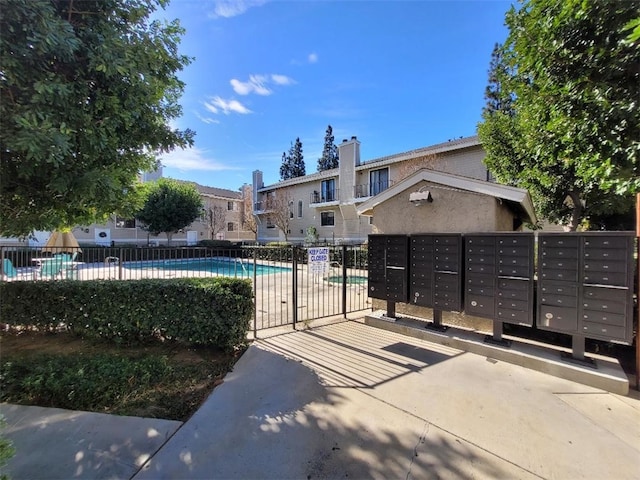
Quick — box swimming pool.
[126,258,291,276]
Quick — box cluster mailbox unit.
[537,232,635,358]
[368,231,636,365]
[464,233,535,344]
[409,234,463,311]
[368,235,409,317]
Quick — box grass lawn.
[0,332,245,422]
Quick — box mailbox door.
[367,235,387,300]
[410,235,434,307]
[433,235,463,311]
[495,234,534,326]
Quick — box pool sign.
[308,247,330,274]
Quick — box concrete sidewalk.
[3,320,640,479]
[135,321,639,479]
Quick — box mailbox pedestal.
[464,233,535,347]
[368,235,409,319]
[537,232,635,364]
[409,234,463,331]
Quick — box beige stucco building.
[68,182,255,247]
[252,135,530,244]
[1,179,255,248]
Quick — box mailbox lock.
[471,300,477,307]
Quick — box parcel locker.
[464,233,535,326]
[367,235,409,302]
[409,234,463,311]
[537,232,634,344]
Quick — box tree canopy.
[279,137,306,180]
[477,0,639,230]
[317,125,339,171]
[135,179,202,244]
[0,0,194,237]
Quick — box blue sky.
[157,0,512,191]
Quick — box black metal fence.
[0,244,371,333]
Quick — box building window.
[298,200,303,218]
[115,216,136,229]
[321,211,335,226]
[321,179,336,202]
[227,222,235,232]
[370,168,389,196]
[227,201,234,211]
[266,217,275,229]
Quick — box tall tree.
[317,125,339,171]
[240,184,257,239]
[203,203,226,240]
[478,0,639,230]
[279,151,290,181]
[0,0,194,237]
[135,179,202,245]
[265,190,293,241]
[279,138,305,180]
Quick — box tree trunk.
[566,190,583,232]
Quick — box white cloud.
[204,96,252,115]
[230,74,295,95]
[194,112,220,124]
[159,147,242,172]
[290,53,319,66]
[208,0,267,19]
[271,74,295,85]
[230,75,272,96]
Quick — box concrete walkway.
[3,320,640,479]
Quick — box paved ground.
[3,320,640,479]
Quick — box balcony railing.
[310,189,339,204]
[354,180,393,198]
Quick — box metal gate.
[251,244,370,334]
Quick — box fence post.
[342,245,348,318]
[118,248,123,280]
[0,247,4,280]
[253,249,258,339]
[292,245,298,329]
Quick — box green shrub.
[0,278,253,350]
[198,239,233,248]
[1,354,171,411]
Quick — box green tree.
[317,125,339,171]
[478,0,639,230]
[135,179,202,245]
[0,0,194,237]
[279,138,306,180]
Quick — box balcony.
[354,180,393,199]
[310,189,339,205]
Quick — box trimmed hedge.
[0,278,253,350]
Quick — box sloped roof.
[173,179,242,199]
[356,168,537,224]
[258,135,481,192]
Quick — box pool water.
[325,275,368,285]
[127,258,291,276]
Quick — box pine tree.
[483,44,514,116]
[279,151,291,180]
[280,138,306,180]
[317,125,339,171]
[290,137,306,177]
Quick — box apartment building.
[252,135,490,244]
[1,176,255,247]
[69,181,254,246]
